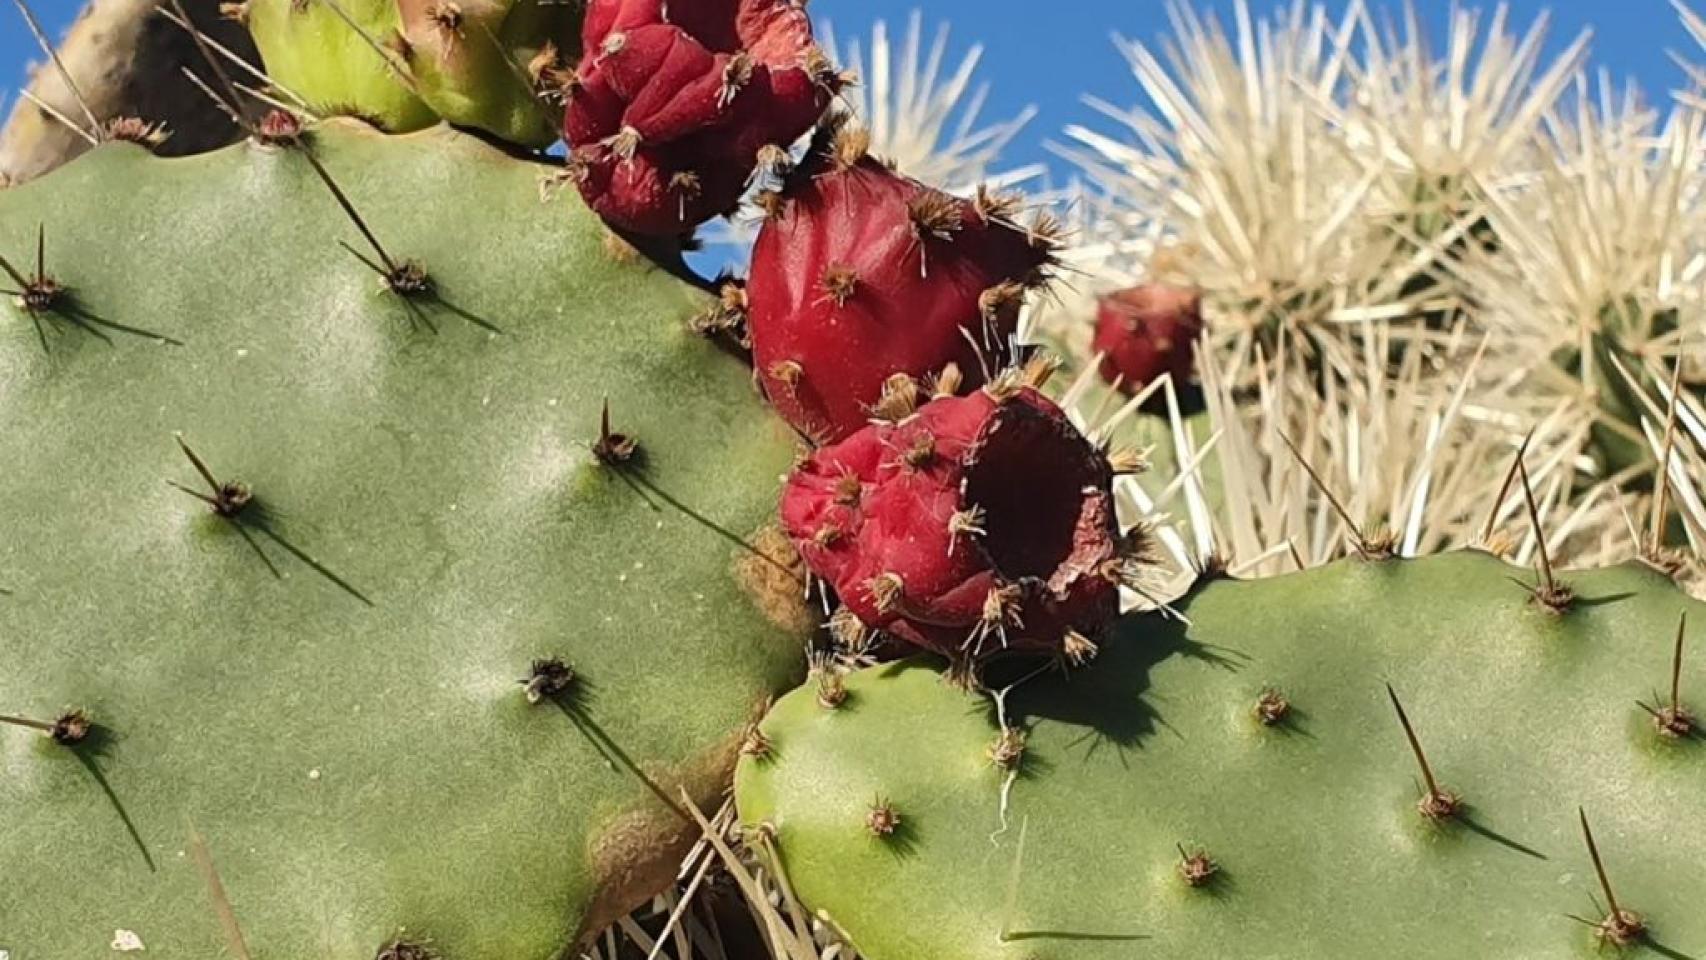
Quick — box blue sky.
[2,0,1698,180]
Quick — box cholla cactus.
[1060,322,1631,586]
[1327,5,1587,319]
[1042,0,1693,584]
[1055,1,1404,377]
[1457,82,1706,487]
[1335,5,1587,188]
[1052,1,1587,383]
[1651,373,1706,560]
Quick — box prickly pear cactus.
[245,0,579,146]
[738,552,1706,959]
[0,120,812,958]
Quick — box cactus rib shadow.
[1575,590,1639,609]
[170,478,372,606]
[542,677,617,772]
[875,813,921,860]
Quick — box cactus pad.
[0,121,809,958]
[738,552,1706,959]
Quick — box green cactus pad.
[247,0,578,147]
[738,552,1706,959]
[0,121,809,958]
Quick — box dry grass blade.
[677,790,828,960]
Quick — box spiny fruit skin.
[736,552,1706,960]
[0,121,811,960]
[749,124,1055,444]
[780,386,1120,665]
[246,0,580,146]
[564,0,833,235]
[1093,284,1203,396]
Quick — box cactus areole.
[781,384,1122,668]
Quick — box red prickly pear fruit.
[1092,284,1204,394]
[780,379,1125,667]
[749,121,1059,444]
[565,0,838,236]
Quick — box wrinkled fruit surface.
[0,121,811,959]
[750,127,1054,444]
[564,0,832,235]
[1093,283,1203,395]
[780,385,1120,665]
[738,553,1706,959]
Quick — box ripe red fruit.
[749,121,1058,445]
[780,379,1127,670]
[1092,285,1204,393]
[564,0,839,236]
